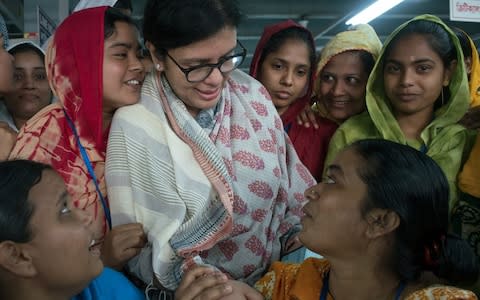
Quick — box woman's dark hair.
[357,50,376,75]
[350,139,478,284]
[104,7,136,40]
[143,0,242,56]
[451,26,472,60]
[258,26,316,80]
[0,160,52,243]
[384,19,457,110]
[113,0,133,13]
[8,43,44,61]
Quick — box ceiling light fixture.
[346,0,405,25]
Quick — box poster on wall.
[450,0,480,22]
[37,5,56,46]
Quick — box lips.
[302,206,312,218]
[328,98,351,108]
[274,91,292,100]
[19,93,40,101]
[88,238,103,256]
[124,77,144,90]
[396,93,418,102]
[196,87,221,101]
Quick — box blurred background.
[2,0,479,71]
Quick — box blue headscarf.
[0,14,9,49]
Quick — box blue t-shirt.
[72,267,145,300]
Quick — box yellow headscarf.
[313,24,382,123]
[458,35,480,197]
[467,36,480,107]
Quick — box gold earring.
[441,88,445,106]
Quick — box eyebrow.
[56,191,69,207]
[108,42,135,50]
[273,57,309,68]
[178,44,238,64]
[326,164,344,177]
[385,58,436,65]
[15,67,45,70]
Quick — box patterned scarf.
[9,7,108,238]
[106,69,315,288]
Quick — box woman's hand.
[220,280,264,300]
[175,266,232,300]
[0,122,17,160]
[100,222,147,270]
[459,106,480,130]
[296,103,319,129]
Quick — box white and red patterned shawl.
[106,70,315,289]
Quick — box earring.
[441,87,445,106]
[155,63,161,71]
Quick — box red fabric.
[48,6,106,153]
[249,20,338,180]
[10,7,109,238]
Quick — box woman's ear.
[0,242,36,277]
[443,59,458,87]
[464,56,472,76]
[145,41,164,72]
[365,209,400,239]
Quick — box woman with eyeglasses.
[105,0,314,296]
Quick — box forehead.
[105,21,139,45]
[386,34,441,61]
[13,50,44,65]
[267,39,310,63]
[323,51,366,74]
[28,170,65,212]
[330,148,364,178]
[170,27,237,59]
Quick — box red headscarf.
[10,7,109,237]
[249,20,315,126]
[249,20,337,181]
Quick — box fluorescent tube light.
[346,0,405,25]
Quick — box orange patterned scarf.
[9,7,109,238]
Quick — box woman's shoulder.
[405,284,477,300]
[332,112,379,142]
[20,102,63,131]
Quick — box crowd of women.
[0,0,479,299]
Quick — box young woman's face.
[258,38,311,115]
[299,147,369,256]
[4,49,52,121]
[156,26,238,117]
[383,33,453,118]
[0,34,14,94]
[318,51,370,123]
[102,21,145,114]
[25,169,103,294]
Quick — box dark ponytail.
[432,234,479,284]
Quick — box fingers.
[100,223,146,269]
[306,109,319,129]
[176,268,232,300]
[179,266,216,287]
[460,107,480,130]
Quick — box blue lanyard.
[320,271,406,300]
[64,109,112,230]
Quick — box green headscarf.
[325,14,470,209]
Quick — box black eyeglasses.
[165,40,246,83]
